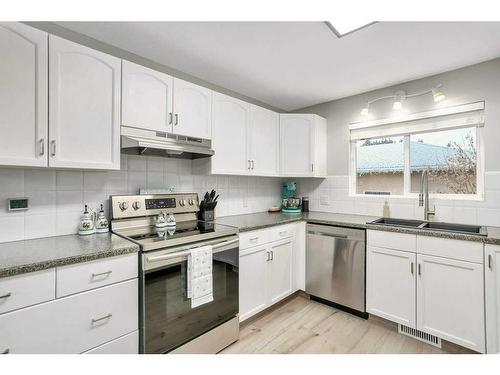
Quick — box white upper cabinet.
[211,93,250,175]
[0,23,48,167]
[49,35,121,170]
[121,60,173,133]
[280,114,327,177]
[172,78,212,139]
[248,105,279,176]
[485,245,500,353]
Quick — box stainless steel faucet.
[419,170,435,221]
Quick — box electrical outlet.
[320,195,330,206]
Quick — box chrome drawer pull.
[279,231,287,236]
[39,139,44,156]
[0,292,12,299]
[489,254,493,270]
[249,237,259,241]
[92,270,113,278]
[1,348,9,354]
[91,313,112,324]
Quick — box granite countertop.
[0,233,139,278]
[215,211,500,245]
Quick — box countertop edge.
[0,245,139,279]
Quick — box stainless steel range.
[110,193,239,354]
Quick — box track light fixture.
[360,84,446,116]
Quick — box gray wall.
[25,22,283,112]
[297,58,500,175]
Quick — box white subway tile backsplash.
[0,169,24,191]
[56,170,83,191]
[26,191,56,214]
[25,169,56,191]
[0,216,25,242]
[56,191,83,212]
[25,213,56,240]
[56,211,81,236]
[83,171,108,191]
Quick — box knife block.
[198,209,214,222]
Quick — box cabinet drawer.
[0,279,138,354]
[269,224,295,242]
[0,269,55,314]
[56,253,138,297]
[239,229,271,250]
[84,331,138,354]
[367,230,416,252]
[417,236,483,263]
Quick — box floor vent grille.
[398,325,442,348]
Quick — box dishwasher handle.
[307,230,348,239]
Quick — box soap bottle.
[78,204,95,235]
[95,204,109,233]
[383,201,390,218]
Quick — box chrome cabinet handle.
[311,163,314,172]
[251,160,255,170]
[39,139,44,156]
[418,264,422,276]
[266,251,270,261]
[174,114,179,126]
[0,292,11,299]
[489,254,493,270]
[168,112,173,124]
[248,160,251,170]
[279,231,287,236]
[91,270,112,278]
[270,250,274,261]
[50,140,56,156]
[410,262,414,275]
[91,313,112,324]
[249,237,259,242]
[1,348,9,354]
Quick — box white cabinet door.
[239,246,268,321]
[248,105,279,176]
[211,93,249,175]
[280,114,313,176]
[49,35,121,170]
[268,238,293,304]
[122,60,173,133]
[417,254,485,353]
[172,78,212,139]
[312,115,327,177]
[0,23,48,167]
[366,246,416,327]
[486,244,500,353]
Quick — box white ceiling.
[56,22,500,111]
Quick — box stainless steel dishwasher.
[306,223,367,318]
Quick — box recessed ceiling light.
[324,21,377,38]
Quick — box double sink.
[369,217,488,236]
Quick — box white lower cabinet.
[84,331,139,354]
[239,225,296,322]
[0,279,138,354]
[417,254,485,353]
[485,244,500,353]
[366,230,486,353]
[366,246,416,327]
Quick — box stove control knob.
[188,199,195,206]
[119,201,129,211]
[179,199,186,207]
[132,201,141,210]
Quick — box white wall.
[0,155,282,243]
[295,58,500,226]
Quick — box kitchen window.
[349,103,484,199]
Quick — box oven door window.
[144,247,238,354]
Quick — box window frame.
[349,126,484,201]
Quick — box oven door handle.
[146,237,239,263]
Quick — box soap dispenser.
[95,204,109,234]
[78,204,95,236]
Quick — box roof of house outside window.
[356,141,459,174]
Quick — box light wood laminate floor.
[221,295,474,354]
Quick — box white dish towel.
[187,245,214,308]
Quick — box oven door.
[140,236,239,354]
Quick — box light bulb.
[432,87,446,102]
[392,100,403,110]
[361,107,369,116]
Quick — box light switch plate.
[8,197,29,211]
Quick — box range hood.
[121,126,214,159]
